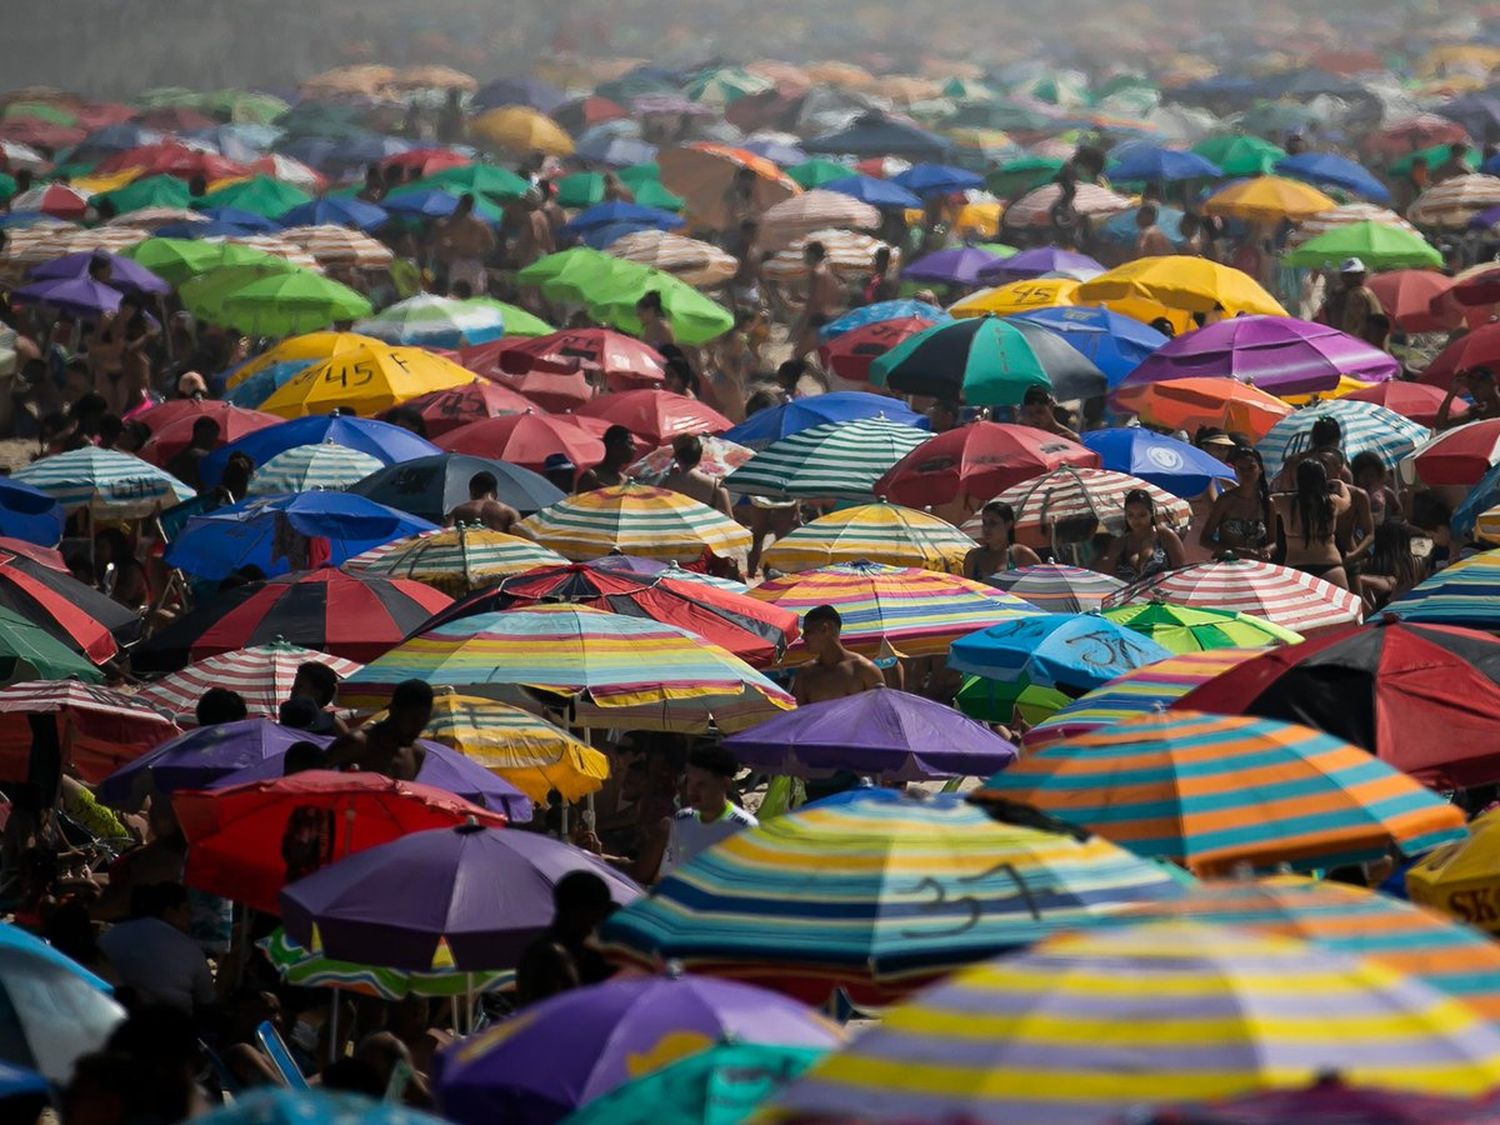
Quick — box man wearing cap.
[1319,259,1386,349]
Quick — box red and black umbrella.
[132,568,452,673]
[403,381,535,438]
[817,317,933,382]
[0,550,139,663]
[1174,617,1500,788]
[422,561,800,668]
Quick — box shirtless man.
[434,195,496,295]
[1134,203,1174,258]
[659,434,732,516]
[577,425,635,491]
[792,604,884,704]
[446,470,521,532]
[507,193,555,271]
[794,241,842,361]
[326,679,432,781]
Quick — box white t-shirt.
[99,917,215,1012]
[661,803,758,876]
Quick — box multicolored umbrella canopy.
[1007,306,1168,387]
[12,446,193,518]
[949,612,1173,694]
[1388,548,1500,629]
[975,710,1465,874]
[434,973,841,1125]
[1156,1075,1500,1124]
[202,414,440,489]
[765,921,1500,1121]
[0,681,179,786]
[0,921,123,1083]
[815,300,949,343]
[515,484,752,563]
[723,418,929,501]
[130,641,360,722]
[353,294,506,349]
[722,391,929,450]
[1106,557,1364,633]
[600,791,1188,1005]
[346,526,568,596]
[1256,399,1430,478]
[0,605,102,684]
[339,605,794,734]
[260,927,512,1003]
[760,503,976,575]
[1099,600,1303,654]
[986,563,1125,613]
[246,442,385,495]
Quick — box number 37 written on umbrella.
[900,861,1041,939]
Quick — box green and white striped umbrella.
[724,418,929,501]
[259,928,511,1001]
[1257,400,1430,478]
[247,442,385,496]
[13,447,194,517]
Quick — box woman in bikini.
[1274,457,1352,589]
[1099,489,1187,583]
[1198,445,1272,560]
[964,501,1041,581]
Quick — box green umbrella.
[518,247,653,305]
[415,163,530,202]
[219,271,372,336]
[955,675,1070,727]
[94,174,192,216]
[0,173,15,204]
[554,172,683,211]
[204,89,290,125]
[590,273,734,346]
[259,928,510,1001]
[685,67,773,106]
[1389,142,1479,177]
[2,101,76,126]
[0,606,103,684]
[976,242,1020,257]
[131,240,296,288]
[196,174,312,219]
[787,159,855,189]
[179,262,304,322]
[564,1042,827,1125]
[460,298,554,337]
[46,161,97,181]
[1190,135,1287,177]
[1282,220,1443,270]
[136,86,198,109]
[617,163,661,189]
[985,157,1065,199]
[1098,601,1302,654]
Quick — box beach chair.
[254,1020,309,1089]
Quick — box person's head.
[1020,385,1057,429]
[1179,212,1201,240]
[733,165,755,194]
[1338,257,1367,288]
[1451,141,1471,161]
[196,687,248,727]
[449,279,474,300]
[1122,488,1156,534]
[93,526,131,569]
[979,500,1017,549]
[321,1057,385,1098]
[1351,450,1388,492]
[801,603,844,655]
[388,679,434,742]
[1469,366,1499,402]
[1370,519,1417,577]
[291,660,339,708]
[132,881,191,931]
[672,433,703,469]
[87,252,112,283]
[98,414,124,450]
[45,900,99,962]
[176,370,208,400]
[353,1031,414,1089]
[279,696,330,743]
[468,470,498,500]
[929,399,961,432]
[664,355,698,396]
[1227,444,1265,492]
[1136,202,1159,229]
[542,452,576,492]
[73,392,108,434]
[803,239,826,266]
[683,744,738,817]
[776,358,807,393]
[188,416,220,451]
[1310,415,1343,452]
[635,290,665,323]
[381,405,427,437]
[62,357,92,402]
[1412,491,1454,546]
[602,424,635,468]
[872,245,892,273]
[552,869,616,936]
[455,192,476,218]
[221,451,255,498]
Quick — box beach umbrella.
[473,78,566,113]
[258,345,474,419]
[950,612,1172,693]
[761,503,973,575]
[900,246,1008,287]
[576,389,729,447]
[1362,270,1459,333]
[816,317,934,382]
[11,446,191,518]
[563,201,684,237]
[815,299,949,343]
[407,163,529,204]
[437,412,604,475]
[196,175,312,219]
[352,295,504,350]
[787,159,856,189]
[262,923,510,1002]
[628,436,753,485]
[201,413,438,487]
[1100,600,1301,654]
[349,453,561,524]
[10,276,125,318]
[1407,420,1500,486]
[724,689,1018,781]
[949,278,1080,317]
[1388,549,1500,629]
[1288,203,1420,249]
[1203,176,1337,222]
[1409,807,1500,937]
[1002,182,1133,229]
[515,246,647,306]
[657,143,800,230]
[26,249,169,295]
[246,443,385,495]
[1077,256,1288,317]
[276,226,393,270]
[1106,556,1362,632]
[1410,174,1500,228]
[1113,375,1293,440]
[492,327,666,389]
[604,230,735,288]
[1422,322,1500,390]
[554,173,681,211]
[1344,381,1465,428]
[0,681,179,785]
[1283,220,1443,270]
[599,792,1187,1007]
[981,466,1190,548]
[137,403,280,467]
[722,391,928,450]
[1191,134,1287,175]
[725,418,930,501]
[1078,428,1234,498]
[821,174,921,209]
[887,162,982,196]
[1257,399,1429,478]
[516,484,751,563]
[213,270,371,338]
[748,561,1034,660]
[766,920,1500,1121]
[9,182,89,219]
[987,563,1125,613]
[0,550,138,661]
[1169,1075,1500,1123]
[339,605,794,734]
[875,422,1099,510]
[0,921,123,1083]
[978,247,1104,284]
[90,175,192,218]
[346,527,566,595]
[120,236,289,288]
[0,605,102,684]
[472,107,573,156]
[587,273,735,347]
[131,642,360,724]
[760,229,891,285]
[0,478,63,547]
[1106,145,1223,182]
[197,1088,446,1124]
[391,382,533,438]
[277,195,388,231]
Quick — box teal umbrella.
[0,606,103,683]
[196,175,312,219]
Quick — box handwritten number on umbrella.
[901,861,1040,938]
[1066,629,1147,669]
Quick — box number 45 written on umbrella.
[901,861,1041,938]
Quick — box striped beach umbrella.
[345,526,567,595]
[1410,174,1500,229]
[605,229,737,288]
[246,443,385,495]
[975,711,1465,874]
[628,435,753,485]
[761,503,975,575]
[260,928,511,1002]
[339,605,794,734]
[987,563,1125,612]
[1099,601,1303,654]
[762,229,891,283]
[599,791,1189,1005]
[1287,202,1419,247]
[1257,400,1431,478]
[724,418,929,501]
[276,225,394,269]
[354,294,506,349]
[1003,182,1133,228]
[12,447,193,518]
[1104,557,1364,632]
[132,641,361,722]
[515,484,751,563]
[0,680,180,785]
[749,561,1036,660]
[766,921,1500,1121]
[1389,548,1500,629]
[977,467,1191,549]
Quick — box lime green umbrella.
[955,674,1070,727]
[136,87,198,108]
[128,239,296,287]
[414,163,530,201]
[1191,135,1287,176]
[1099,600,1302,654]
[179,262,304,322]
[1283,220,1443,271]
[196,174,312,219]
[0,606,103,684]
[94,174,192,215]
[554,172,684,211]
[0,173,15,203]
[788,159,856,189]
[518,247,653,305]
[590,273,735,345]
[460,298,553,337]
[2,101,77,126]
[1389,141,1479,177]
[976,242,1021,257]
[986,157,1065,199]
[204,89,290,125]
[219,271,372,336]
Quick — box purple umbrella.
[723,689,1018,781]
[979,246,1105,283]
[434,971,842,1124]
[1117,314,1399,395]
[280,822,640,970]
[97,719,325,809]
[588,554,669,577]
[10,276,125,318]
[27,251,171,295]
[902,246,1011,287]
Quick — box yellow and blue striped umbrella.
[515,484,751,563]
[1388,548,1500,629]
[761,502,975,575]
[765,921,1500,1121]
[345,526,567,595]
[600,790,1190,1006]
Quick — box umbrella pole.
[465,974,475,1035]
[328,994,340,1064]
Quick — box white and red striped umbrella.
[605,230,738,288]
[1103,558,1364,633]
[1405,419,1500,487]
[1002,183,1132,229]
[965,467,1190,549]
[277,225,394,269]
[1287,203,1418,248]
[132,641,362,722]
[758,190,881,251]
[762,229,891,282]
[1409,174,1500,229]
[0,139,50,173]
[104,207,207,231]
[218,235,321,271]
[0,680,180,784]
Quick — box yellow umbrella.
[1279,376,1375,406]
[950,200,1004,239]
[1407,808,1500,934]
[74,169,141,196]
[761,502,976,574]
[949,278,1079,318]
[1477,507,1500,545]
[258,344,474,418]
[471,107,574,156]
[1076,256,1288,318]
[300,65,397,98]
[1204,176,1338,222]
[228,331,385,389]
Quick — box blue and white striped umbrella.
[13,447,193,518]
[353,294,505,349]
[1257,400,1430,478]
[247,443,385,496]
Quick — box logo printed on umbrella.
[1146,446,1186,470]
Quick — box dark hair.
[1123,488,1155,514]
[391,678,434,712]
[635,290,664,314]
[1310,416,1342,450]
[804,603,842,630]
[1411,492,1453,532]
[191,416,221,437]
[469,470,498,498]
[687,744,739,779]
[1194,426,1226,447]
[1022,385,1053,407]
[554,869,612,913]
[982,500,1016,522]
[803,240,826,262]
[1350,451,1387,481]
[196,688,248,726]
[322,1057,385,1097]
[1367,521,1418,587]
[1293,457,1335,547]
[672,433,703,468]
[603,424,633,447]
[381,405,428,437]
[1138,202,1159,224]
[222,451,256,496]
[99,414,124,446]
[294,660,339,705]
[282,739,327,774]
[131,881,189,919]
[1148,317,1177,337]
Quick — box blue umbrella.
[349,452,563,522]
[1098,205,1186,247]
[154,219,264,239]
[73,123,164,156]
[822,174,922,210]
[1008,306,1169,387]
[0,477,65,547]
[948,612,1173,693]
[163,491,438,579]
[382,189,462,219]
[1276,152,1391,204]
[892,163,985,196]
[27,250,171,295]
[10,276,124,318]
[574,133,658,168]
[742,138,808,166]
[195,1088,446,1125]
[903,246,1011,286]
[0,1062,45,1104]
[1080,428,1236,498]
[1106,145,1223,183]
[0,212,58,230]
[1453,461,1500,540]
[201,415,440,488]
[723,391,930,450]
[279,195,389,232]
[563,201,685,234]
[806,113,953,161]
[578,221,657,249]
[473,77,568,114]
[196,205,284,233]
[222,360,316,408]
[0,921,123,1082]
[817,299,951,343]
[185,123,282,162]
[320,133,412,168]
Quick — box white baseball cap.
[1339,257,1368,274]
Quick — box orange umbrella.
[658,143,800,231]
[1112,377,1293,441]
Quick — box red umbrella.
[134,106,217,132]
[497,329,667,391]
[1365,115,1469,159]
[437,410,605,473]
[1368,270,1462,332]
[455,341,594,410]
[818,317,932,382]
[13,182,90,219]
[403,381,536,437]
[174,770,507,913]
[1420,321,1500,389]
[97,142,248,181]
[0,551,139,663]
[1344,381,1468,428]
[74,103,136,130]
[137,404,282,467]
[874,422,1100,508]
[0,539,65,572]
[380,147,471,177]
[1451,263,1500,307]
[0,120,86,150]
[575,389,730,446]
[0,681,179,786]
[1408,418,1500,486]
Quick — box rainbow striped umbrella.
[766,921,1500,1121]
[1388,549,1500,629]
[723,418,929,501]
[975,711,1466,875]
[1099,601,1303,654]
[131,641,361,722]
[259,928,511,1002]
[516,484,751,563]
[340,605,793,733]
[987,563,1125,612]
[1024,648,1260,750]
[1104,557,1364,633]
[1113,875,1500,1022]
[345,526,567,595]
[749,561,1036,660]
[761,502,975,575]
[599,791,1189,1006]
